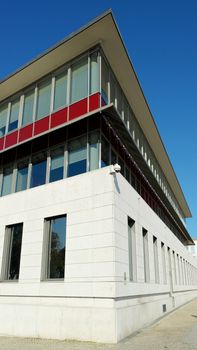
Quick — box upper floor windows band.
[0,47,184,223]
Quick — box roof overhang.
[0,10,191,218]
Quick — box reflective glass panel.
[90,52,99,94]
[70,57,88,104]
[54,72,67,111]
[101,136,110,167]
[47,215,66,279]
[30,156,47,188]
[36,80,51,120]
[1,167,13,196]
[68,136,87,177]
[8,100,19,132]
[0,104,8,137]
[50,147,64,183]
[6,224,23,280]
[89,131,99,171]
[22,90,34,126]
[16,163,28,192]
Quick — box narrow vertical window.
[153,236,159,283]
[8,99,19,132]
[30,153,47,188]
[49,147,64,183]
[0,104,8,137]
[177,254,181,284]
[68,135,87,177]
[172,251,177,284]
[89,131,99,171]
[90,52,99,95]
[16,161,28,192]
[128,218,136,281]
[70,57,88,104]
[142,228,150,282]
[54,72,67,111]
[1,167,13,196]
[44,215,66,279]
[161,242,167,284]
[101,58,109,104]
[36,80,51,120]
[3,223,23,280]
[101,135,110,167]
[22,90,35,126]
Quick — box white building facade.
[0,11,196,343]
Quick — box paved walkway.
[0,298,197,349]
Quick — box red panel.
[89,93,100,112]
[0,137,4,151]
[19,124,33,142]
[5,131,18,149]
[34,116,50,136]
[69,98,88,121]
[51,107,68,129]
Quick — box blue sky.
[0,0,196,238]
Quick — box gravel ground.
[0,298,197,350]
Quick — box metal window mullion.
[47,220,53,279]
[64,143,68,178]
[87,55,90,112]
[98,51,102,108]
[50,77,55,114]
[5,102,11,135]
[98,128,102,168]
[27,158,32,189]
[45,150,51,184]
[12,162,17,193]
[33,87,38,122]
[67,67,71,107]
[6,227,14,280]
[18,95,24,129]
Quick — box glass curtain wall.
[0,105,8,137]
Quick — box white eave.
[0,10,192,218]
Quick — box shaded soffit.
[0,10,191,218]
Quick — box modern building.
[0,10,196,343]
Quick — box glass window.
[110,74,116,105]
[128,218,136,281]
[30,153,47,188]
[45,215,66,279]
[90,52,99,94]
[36,80,51,120]
[101,136,110,167]
[22,90,34,126]
[0,104,8,137]
[89,131,99,171]
[50,147,64,183]
[4,223,23,280]
[153,236,159,283]
[116,84,122,115]
[1,167,13,196]
[8,100,19,132]
[142,228,150,282]
[70,57,88,104]
[111,148,117,165]
[16,161,28,192]
[54,72,67,111]
[68,136,87,177]
[118,157,125,176]
[101,58,109,104]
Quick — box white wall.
[0,167,196,342]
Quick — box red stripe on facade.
[19,124,33,142]
[51,107,67,129]
[5,131,18,148]
[69,98,88,121]
[0,137,4,151]
[89,93,100,112]
[34,116,50,136]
